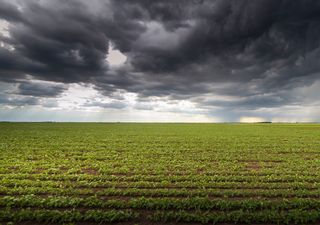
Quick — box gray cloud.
[0,1,22,22]
[16,81,67,97]
[83,100,127,109]
[0,94,39,106]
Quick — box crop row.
[0,208,320,224]
[1,195,320,211]
[150,209,320,224]
[3,170,320,177]
[2,178,320,190]
[1,186,320,198]
[1,173,320,182]
[0,209,137,223]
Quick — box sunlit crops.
[0,123,320,224]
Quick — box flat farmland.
[0,123,320,224]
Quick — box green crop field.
[0,123,320,224]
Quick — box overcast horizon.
[1,0,320,122]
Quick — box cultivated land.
[0,123,320,224]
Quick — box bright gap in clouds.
[58,84,99,111]
[45,84,215,122]
[106,43,127,66]
[0,19,14,51]
[240,117,267,123]
[0,19,9,37]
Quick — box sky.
[0,0,320,122]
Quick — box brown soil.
[245,162,261,171]
[81,168,99,175]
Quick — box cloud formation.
[15,81,67,97]
[0,0,320,121]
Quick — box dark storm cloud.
[0,0,320,111]
[121,1,320,91]
[0,0,22,22]
[0,0,111,83]
[16,81,67,97]
[0,94,39,106]
[105,0,320,106]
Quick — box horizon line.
[1,121,319,124]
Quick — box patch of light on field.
[240,116,266,123]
